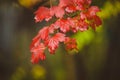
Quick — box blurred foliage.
[31,65,46,80]
[99,1,120,19]
[72,30,94,53]
[11,67,26,80]
[18,0,41,8]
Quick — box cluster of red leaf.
[30,0,102,63]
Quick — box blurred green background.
[0,0,120,80]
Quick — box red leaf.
[65,5,77,13]
[31,53,46,64]
[77,19,88,31]
[30,34,40,50]
[45,33,65,54]
[75,0,92,10]
[54,19,70,33]
[74,0,91,5]
[30,43,46,64]
[64,37,78,50]
[90,15,102,30]
[59,0,72,7]
[54,33,66,42]
[50,6,65,18]
[34,7,52,22]
[88,6,100,16]
[38,26,49,40]
[67,17,79,32]
[59,0,77,13]
[80,6,100,19]
[79,6,102,30]
[30,43,45,53]
[93,15,102,26]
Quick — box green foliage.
[99,1,120,19]
[72,30,94,52]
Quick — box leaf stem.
[50,0,52,8]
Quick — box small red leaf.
[45,33,65,54]
[88,6,100,16]
[31,43,46,64]
[55,19,70,33]
[50,6,65,18]
[38,26,49,40]
[34,6,52,22]
[64,37,78,50]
